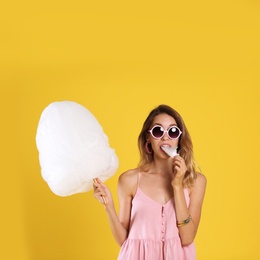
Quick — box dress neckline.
[136,187,174,206]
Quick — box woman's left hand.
[171,155,187,188]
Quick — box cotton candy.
[161,146,178,158]
[35,101,119,196]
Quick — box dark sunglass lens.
[169,127,179,138]
[152,126,164,138]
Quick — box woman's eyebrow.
[153,123,178,127]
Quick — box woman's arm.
[173,173,207,246]
[171,156,207,246]
[93,170,137,246]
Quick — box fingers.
[93,179,105,193]
[173,156,187,174]
[96,194,107,204]
[93,177,102,187]
[93,179,108,204]
[93,189,107,204]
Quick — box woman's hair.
[137,104,197,187]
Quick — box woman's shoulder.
[196,172,207,186]
[189,172,207,196]
[118,168,139,195]
[119,168,139,183]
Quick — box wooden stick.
[93,178,107,204]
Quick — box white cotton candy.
[35,101,119,196]
[161,146,179,158]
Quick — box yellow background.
[1,0,260,259]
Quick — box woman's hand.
[171,156,187,188]
[93,178,113,206]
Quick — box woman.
[93,104,207,259]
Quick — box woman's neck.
[149,158,173,176]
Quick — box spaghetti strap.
[133,171,141,199]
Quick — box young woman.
[93,104,207,260]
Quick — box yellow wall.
[1,1,260,259]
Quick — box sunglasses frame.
[148,125,182,140]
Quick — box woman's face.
[147,113,180,158]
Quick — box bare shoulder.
[195,172,207,187]
[189,172,207,197]
[118,168,139,197]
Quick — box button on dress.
[117,180,196,260]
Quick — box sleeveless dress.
[117,174,196,260]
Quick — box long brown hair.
[137,104,197,187]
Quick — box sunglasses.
[148,125,182,140]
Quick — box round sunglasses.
[148,125,182,140]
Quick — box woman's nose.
[161,132,169,140]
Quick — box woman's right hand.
[93,178,113,206]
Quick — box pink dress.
[117,176,196,260]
